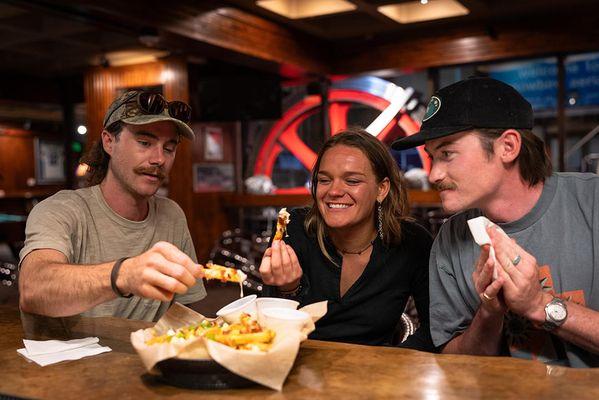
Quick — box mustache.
[433,181,457,191]
[134,166,166,180]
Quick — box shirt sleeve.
[19,194,78,267]
[428,223,476,348]
[399,223,437,352]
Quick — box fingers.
[139,282,175,302]
[478,256,495,287]
[152,257,197,289]
[259,248,274,284]
[259,240,301,287]
[279,240,292,275]
[142,267,189,295]
[482,276,504,300]
[153,241,203,279]
[124,242,201,299]
[474,244,491,274]
[269,240,283,280]
[487,228,524,283]
[286,245,303,281]
[495,259,518,293]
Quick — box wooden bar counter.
[1,304,598,399]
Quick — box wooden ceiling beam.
[348,0,404,28]
[18,0,331,75]
[333,15,599,73]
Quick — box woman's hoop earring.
[377,201,383,241]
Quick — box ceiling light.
[257,0,356,19]
[91,49,169,67]
[160,70,174,83]
[379,0,469,24]
[77,125,87,135]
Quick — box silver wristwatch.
[542,297,568,331]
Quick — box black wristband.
[110,257,132,298]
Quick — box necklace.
[338,240,374,255]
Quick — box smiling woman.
[259,128,436,350]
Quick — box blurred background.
[2,0,599,316]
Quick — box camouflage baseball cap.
[103,90,195,140]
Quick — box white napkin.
[17,337,111,367]
[467,216,509,280]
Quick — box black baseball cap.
[391,76,533,150]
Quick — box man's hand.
[488,227,551,324]
[473,243,506,315]
[118,241,204,301]
[259,240,302,292]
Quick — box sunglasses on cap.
[104,91,192,126]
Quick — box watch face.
[548,303,567,322]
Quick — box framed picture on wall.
[203,126,224,160]
[193,163,235,193]
[35,138,66,184]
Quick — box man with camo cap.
[19,90,207,322]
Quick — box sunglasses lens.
[169,101,192,123]
[139,92,166,114]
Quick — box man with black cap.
[392,76,599,367]
[19,90,206,322]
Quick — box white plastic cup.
[256,297,300,325]
[260,307,311,333]
[216,294,257,323]
[256,297,299,311]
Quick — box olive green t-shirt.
[19,185,206,322]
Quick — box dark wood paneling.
[189,122,239,261]
[34,0,329,75]
[0,135,35,192]
[0,129,65,196]
[335,16,599,73]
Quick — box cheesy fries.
[146,313,275,351]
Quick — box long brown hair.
[476,128,552,186]
[79,121,123,186]
[304,127,411,264]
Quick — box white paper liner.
[131,300,327,391]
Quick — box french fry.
[273,208,290,240]
[203,263,243,283]
[213,330,276,347]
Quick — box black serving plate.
[155,358,256,390]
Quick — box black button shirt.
[263,208,434,350]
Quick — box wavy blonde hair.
[304,128,411,265]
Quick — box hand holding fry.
[259,240,302,291]
[118,241,203,301]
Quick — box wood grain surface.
[1,304,598,399]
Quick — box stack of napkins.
[17,337,111,366]
[467,216,509,280]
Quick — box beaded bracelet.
[279,283,302,298]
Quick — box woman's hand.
[259,240,302,291]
